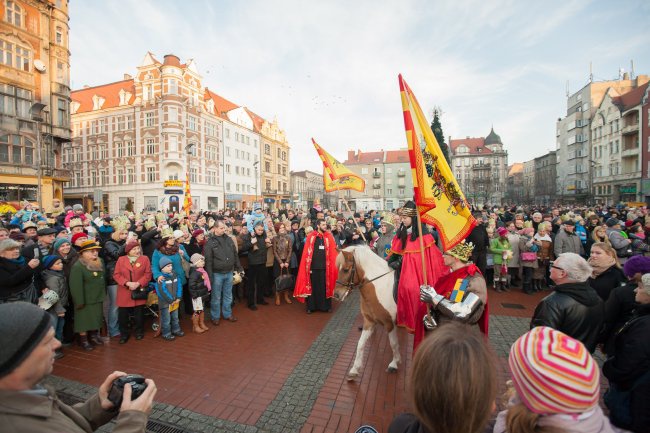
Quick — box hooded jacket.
[530,281,604,353]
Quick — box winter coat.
[530,281,604,353]
[241,232,270,266]
[507,233,521,268]
[41,269,69,315]
[490,238,512,265]
[518,237,539,269]
[188,267,209,299]
[602,304,650,433]
[155,272,182,308]
[0,257,39,301]
[607,228,632,259]
[139,228,160,260]
[69,258,106,332]
[272,234,293,265]
[628,233,650,257]
[204,234,241,275]
[554,229,584,257]
[0,385,147,433]
[185,237,204,258]
[151,246,189,285]
[103,238,126,286]
[466,224,490,253]
[587,266,626,302]
[602,283,638,355]
[113,255,152,308]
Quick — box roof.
[384,149,409,163]
[245,108,265,133]
[344,150,385,165]
[449,137,492,155]
[508,163,523,176]
[204,88,240,119]
[618,82,650,111]
[71,79,136,113]
[484,127,502,145]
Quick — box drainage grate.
[57,391,196,433]
[501,303,526,310]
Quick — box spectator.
[155,256,184,341]
[602,273,650,432]
[21,227,56,260]
[113,241,152,344]
[494,326,616,433]
[69,240,106,351]
[518,227,538,294]
[103,223,129,338]
[532,221,553,290]
[490,227,512,292]
[585,224,610,257]
[272,222,293,306]
[388,323,496,433]
[0,238,40,303]
[187,253,211,333]
[0,302,157,432]
[553,219,584,258]
[530,253,603,353]
[151,228,190,313]
[627,223,650,257]
[505,221,522,287]
[606,218,632,264]
[241,221,271,310]
[40,255,68,358]
[466,212,490,277]
[587,242,626,301]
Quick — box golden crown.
[398,207,418,217]
[446,241,474,262]
[69,217,83,228]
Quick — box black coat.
[603,304,650,433]
[602,283,638,355]
[187,267,209,299]
[204,234,241,274]
[103,239,125,286]
[530,281,604,353]
[241,232,269,266]
[587,266,626,301]
[0,257,39,300]
[466,224,490,253]
[140,228,160,260]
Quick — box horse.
[334,245,401,381]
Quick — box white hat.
[173,229,185,240]
[38,290,59,310]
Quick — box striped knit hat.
[508,326,599,415]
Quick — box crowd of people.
[1,199,650,433]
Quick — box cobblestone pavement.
[48,291,547,433]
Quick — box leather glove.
[419,285,438,304]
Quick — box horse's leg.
[348,321,375,381]
[386,326,401,373]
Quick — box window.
[169,107,178,124]
[169,135,178,152]
[225,164,231,174]
[57,98,68,127]
[116,168,124,184]
[207,170,216,185]
[235,132,239,141]
[127,141,135,156]
[146,138,156,154]
[188,115,197,131]
[225,146,230,156]
[206,146,216,160]
[0,84,31,117]
[235,166,240,175]
[266,180,271,191]
[387,188,392,195]
[226,182,231,191]
[205,122,217,137]
[265,143,270,155]
[167,78,178,95]
[265,161,270,172]
[0,39,30,71]
[5,1,23,27]
[190,168,198,183]
[225,128,230,139]
[145,167,156,182]
[145,112,155,127]
[55,26,63,44]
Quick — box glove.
[419,285,438,304]
[387,254,402,271]
[76,304,85,310]
[423,313,437,331]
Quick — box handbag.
[129,270,150,300]
[520,252,538,262]
[275,267,294,292]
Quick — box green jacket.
[490,238,512,265]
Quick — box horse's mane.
[338,245,391,276]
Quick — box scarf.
[128,255,137,264]
[588,255,617,277]
[534,233,552,242]
[159,243,179,255]
[196,267,212,291]
[8,256,26,266]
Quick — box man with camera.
[0,302,157,432]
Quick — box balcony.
[621,147,639,158]
[372,172,381,178]
[373,183,382,189]
[472,163,491,170]
[622,124,639,135]
[397,169,406,177]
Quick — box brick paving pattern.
[48,287,568,433]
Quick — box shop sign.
[620,185,637,194]
[164,189,183,194]
[163,180,183,188]
[264,198,276,203]
[281,199,291,204]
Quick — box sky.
[69,0,650,172]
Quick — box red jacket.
[113,255,153,308]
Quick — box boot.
[493,280,502,293]
[192,314,205,334]
[533,279,541,292]
[275,293,281,306]
[501,279,510,292]
[283,291,292,304]
[198,311,210,331]
[79,335,94,351]
[89,331,104,346]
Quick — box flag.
[398,74,476,250]
[183,171,193,214]
[312,138,365,193]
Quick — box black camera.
[107,374,147,407]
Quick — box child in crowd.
[187,253,211,333]
[41,254,68,359]
[155,256,184,341]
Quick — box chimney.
[623,72,630,80]
[124,73,132,80]
[348,150,355,161]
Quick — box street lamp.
[185,142,196,212]
[30,103,47,211]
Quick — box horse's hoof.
[386,366,398,373]
[347,373,359,381]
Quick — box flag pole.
[414,202,428,286]
[342,197,367,242]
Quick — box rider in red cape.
[388,201,448,338]
[294,218,338,313]
[417,241,489,351]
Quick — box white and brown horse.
[334,245,400,381]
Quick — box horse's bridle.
[335,254,392,301]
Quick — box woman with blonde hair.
[495,326,619,433]
[388,323,496,433]
[587,242,626,302]
[532,222,553,291]
[586,224,611,256]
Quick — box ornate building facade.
[0,0,70,208]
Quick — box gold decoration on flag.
[183,171,193,214]
[312,138,365,193]
[398,75,476,250]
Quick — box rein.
[336,254,392,300]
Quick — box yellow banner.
[312,138,365,193]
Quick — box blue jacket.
[151,246,189,285]
[156,272,182,308]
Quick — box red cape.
[413,264,490,352]
[293,230,338,303]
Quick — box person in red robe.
[293,219,338,313]
[417,241,489,351]
[388,201,448,341]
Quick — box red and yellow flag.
[312,138,365,193]
[398,75,476,250]
[183,171,193,214]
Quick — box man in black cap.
[553,219,583,258]
[21,226,57,260]
[0,302,157,432]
